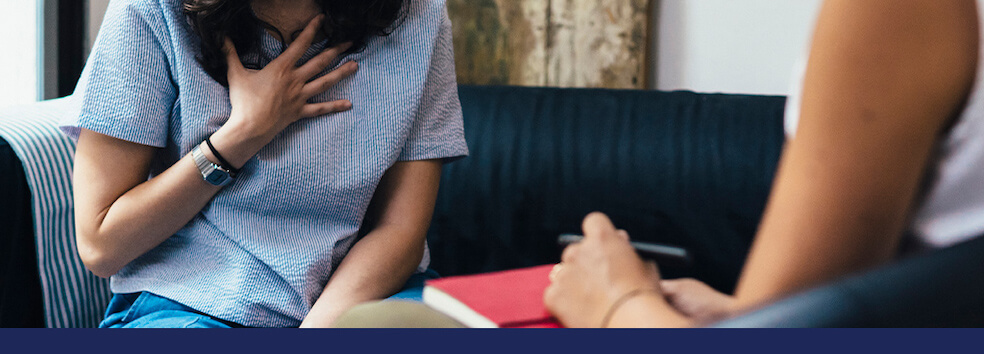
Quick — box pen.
[557,234,693,268]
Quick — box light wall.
[83,0,824,96]
[0,0,39,107]
[87,0,111,58]
[654,0,824,95]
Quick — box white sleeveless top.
[785,1,984,248]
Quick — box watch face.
[205,169,231,186]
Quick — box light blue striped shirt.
[60,0,467,327]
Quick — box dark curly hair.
[184,0,407,86]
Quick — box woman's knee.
[333,301,465,328]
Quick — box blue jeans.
[99,269,440,328]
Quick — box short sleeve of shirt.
[397,8,469,162]
[60,0,176,148]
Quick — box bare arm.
[75,15,357,277]
[75,130,221,277]
[546,0,979,327]
[300,160,443,328]
[733,0,978,308]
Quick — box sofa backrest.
[428,85,787,293]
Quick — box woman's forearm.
[300,160,442,328]
[300,226,425,328]
[75,120,268,278]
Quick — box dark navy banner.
[0,329,978,354]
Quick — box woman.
[61,0,467,328]
[546,0,982,327]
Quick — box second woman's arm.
[733,0,979,308]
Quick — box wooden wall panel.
[448,0,651,89]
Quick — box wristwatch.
[191,144,234,186]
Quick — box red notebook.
[422,265,562,328]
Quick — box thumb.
[660,279,681,296]
[223,37,244,73]
[581,212,618,240]
[616,229,630,241]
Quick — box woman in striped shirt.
[62,0,467,328]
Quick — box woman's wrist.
[605,289,692,328]
[302,286,377,328]
[300,303,346,328]
[601,288,658,328]
[205,117,274,169]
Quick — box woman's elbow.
[76,232,122,278]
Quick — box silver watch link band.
[192,143,234,186]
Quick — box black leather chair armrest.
[711,236,984,328]
[0,137,45,327]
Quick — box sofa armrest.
[0,98,112,328]
[710,235,984,327]
[0,137,44,327]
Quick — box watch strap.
[192,144,233,186]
